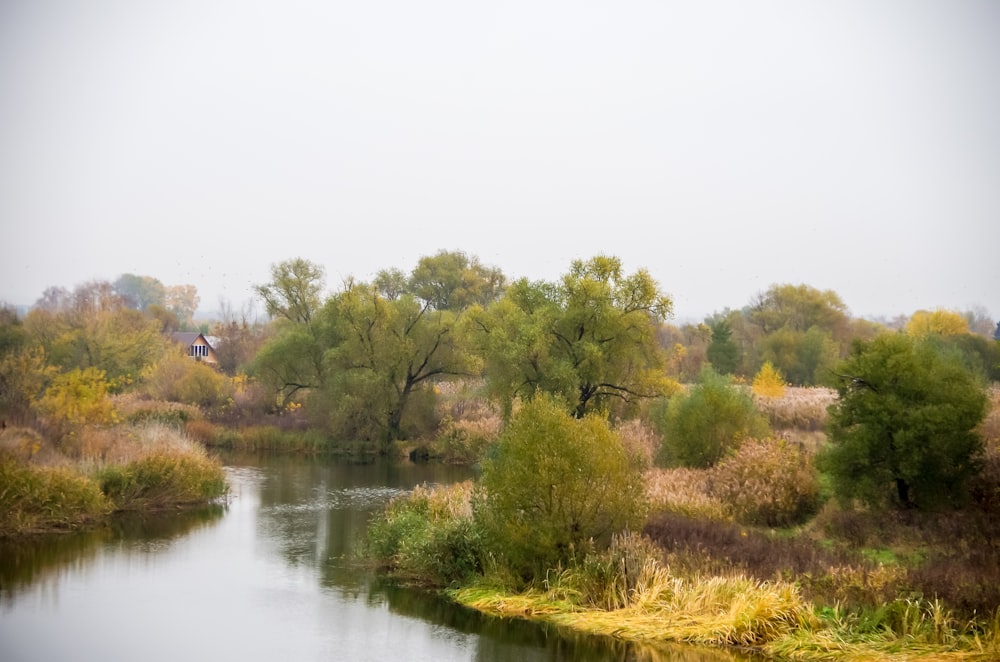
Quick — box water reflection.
[0,454,754,662]
[0,503,223,607]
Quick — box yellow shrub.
[752,362,786,398]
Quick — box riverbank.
[366,480,1000,662]
[449,581,999,661]
[0,423,227,537]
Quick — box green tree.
[467,256,674,418]
[757,325,838,385]
[408,250,506,311]
[113,274,165,311]
[255,258,325,324]
[24,283,167,389]
[319,282,471,444]
[0,307,56,425]
[475,395,646,579]
[656,368,771,468]
[706,318,740,375]
[822,333,988,509]
[748,283,850,337]
[251,259,328,408]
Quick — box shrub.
[752,361,786,398]
[34,367,117,439]
[475,395,647,580]
[0,458,111,535]
[366,481,482,586]
[708,437,821,527]
[142,352,234,409]
[655,368,771,468]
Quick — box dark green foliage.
[475,396,647,580]
[821,333,988,509]
[655,368,771,468]
[706,319,740,375]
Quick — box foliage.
[0,458,111,535]
[708,437,821,527]
[822,333,988,509]
[467,255,675,419]
[905,308,970,338]
[24,285,169,387]
[366,481,482,586]
[35,367,117,436]
[655,368,770,468]
[113,273,165,311]
[757,325,838,386]
[705,318,740,375]
[319,283,469,444]
[142,351,234,409]
[748,283,850,337]
[407,249,506,311]
[0,344,56,425]
[252,324,326,409]
[475,395,647,579]
[254,258,325,324]
[751,361,786,398]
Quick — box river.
[0,454,752,661]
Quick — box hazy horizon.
[2,1,998,322]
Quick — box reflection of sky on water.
[0,456,750,662]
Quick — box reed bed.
[645,467,730,521]
[454,564,814,648]
[754,387,836,431]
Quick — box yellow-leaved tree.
[752,361,786,398]
[905,309,969,338]
[35,367,117,438]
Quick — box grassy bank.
[0,424,227,537]
[365,480,1000,661]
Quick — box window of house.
[190,344,208,357]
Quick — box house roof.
[170,332,213,348]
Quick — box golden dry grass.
[755,387,837,431]
[645,467,730,521]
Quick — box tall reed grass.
[0,458,111,535]
[754,387,836,431]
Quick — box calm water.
[0,454,750,662]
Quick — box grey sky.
[1,0,998,322]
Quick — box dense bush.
[366,481,482,586]
[655,368,770,468]
[821,333,988,509]
[475,396,647,580]
[142,352,234,409]
[708,437,821,527]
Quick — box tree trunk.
[895,477,913,508]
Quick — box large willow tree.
[466,255,675,418]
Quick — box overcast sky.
[1,0,997,322]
